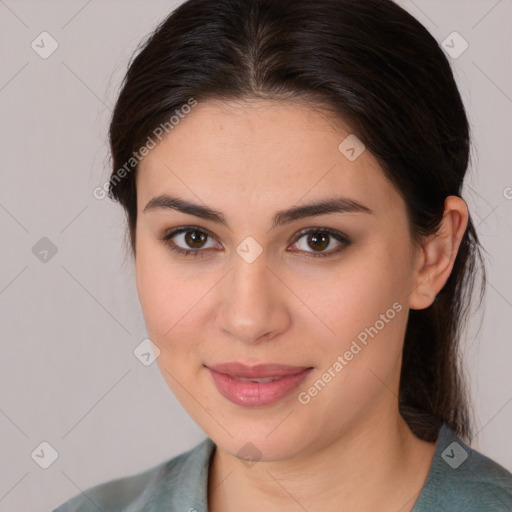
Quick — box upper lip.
[205,362,312,378]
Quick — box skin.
[135,99,468,511]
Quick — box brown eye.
[291,228,350,258]
[184,230,208,249]
[306,231,330,252]
[160,227,220,257]
[160,226,350,259]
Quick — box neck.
[207,405,437,512]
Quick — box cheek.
[308,241,410,338]
[135,248,171,336]
[135,236,213,362]
[301,241,411,396]
[135,235,187,341]
[135,251,205,407]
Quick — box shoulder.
[414,424,512,512]
[52,437,215,512]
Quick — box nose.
[216,252,291,346]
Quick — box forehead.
[136,99,399,218]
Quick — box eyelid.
[158,225,222,254]
[289,227,350,257]
[160,225,350,258]
[292,226,350,244]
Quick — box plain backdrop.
[0,1,511,510]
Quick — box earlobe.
[408,196,469,310]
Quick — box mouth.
[204,362,314,407]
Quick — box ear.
[409,196,469,310]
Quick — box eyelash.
[158,226,350,259]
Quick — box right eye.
[159,226,222,257]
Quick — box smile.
[205,362,313,407]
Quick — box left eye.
[290,228,350,258]
[160,226,350,258]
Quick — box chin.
[205,413,316,463]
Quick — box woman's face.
[135,99,420,461]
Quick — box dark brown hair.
[107,0,485,442]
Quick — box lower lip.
[207,367,313,407]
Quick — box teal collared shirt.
[53,423,512,511]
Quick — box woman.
[54,0,512,510]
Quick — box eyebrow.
[143,194,373,229]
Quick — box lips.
[206,362,311,378]
[205,362,313,407]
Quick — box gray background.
[0,1,510,510]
